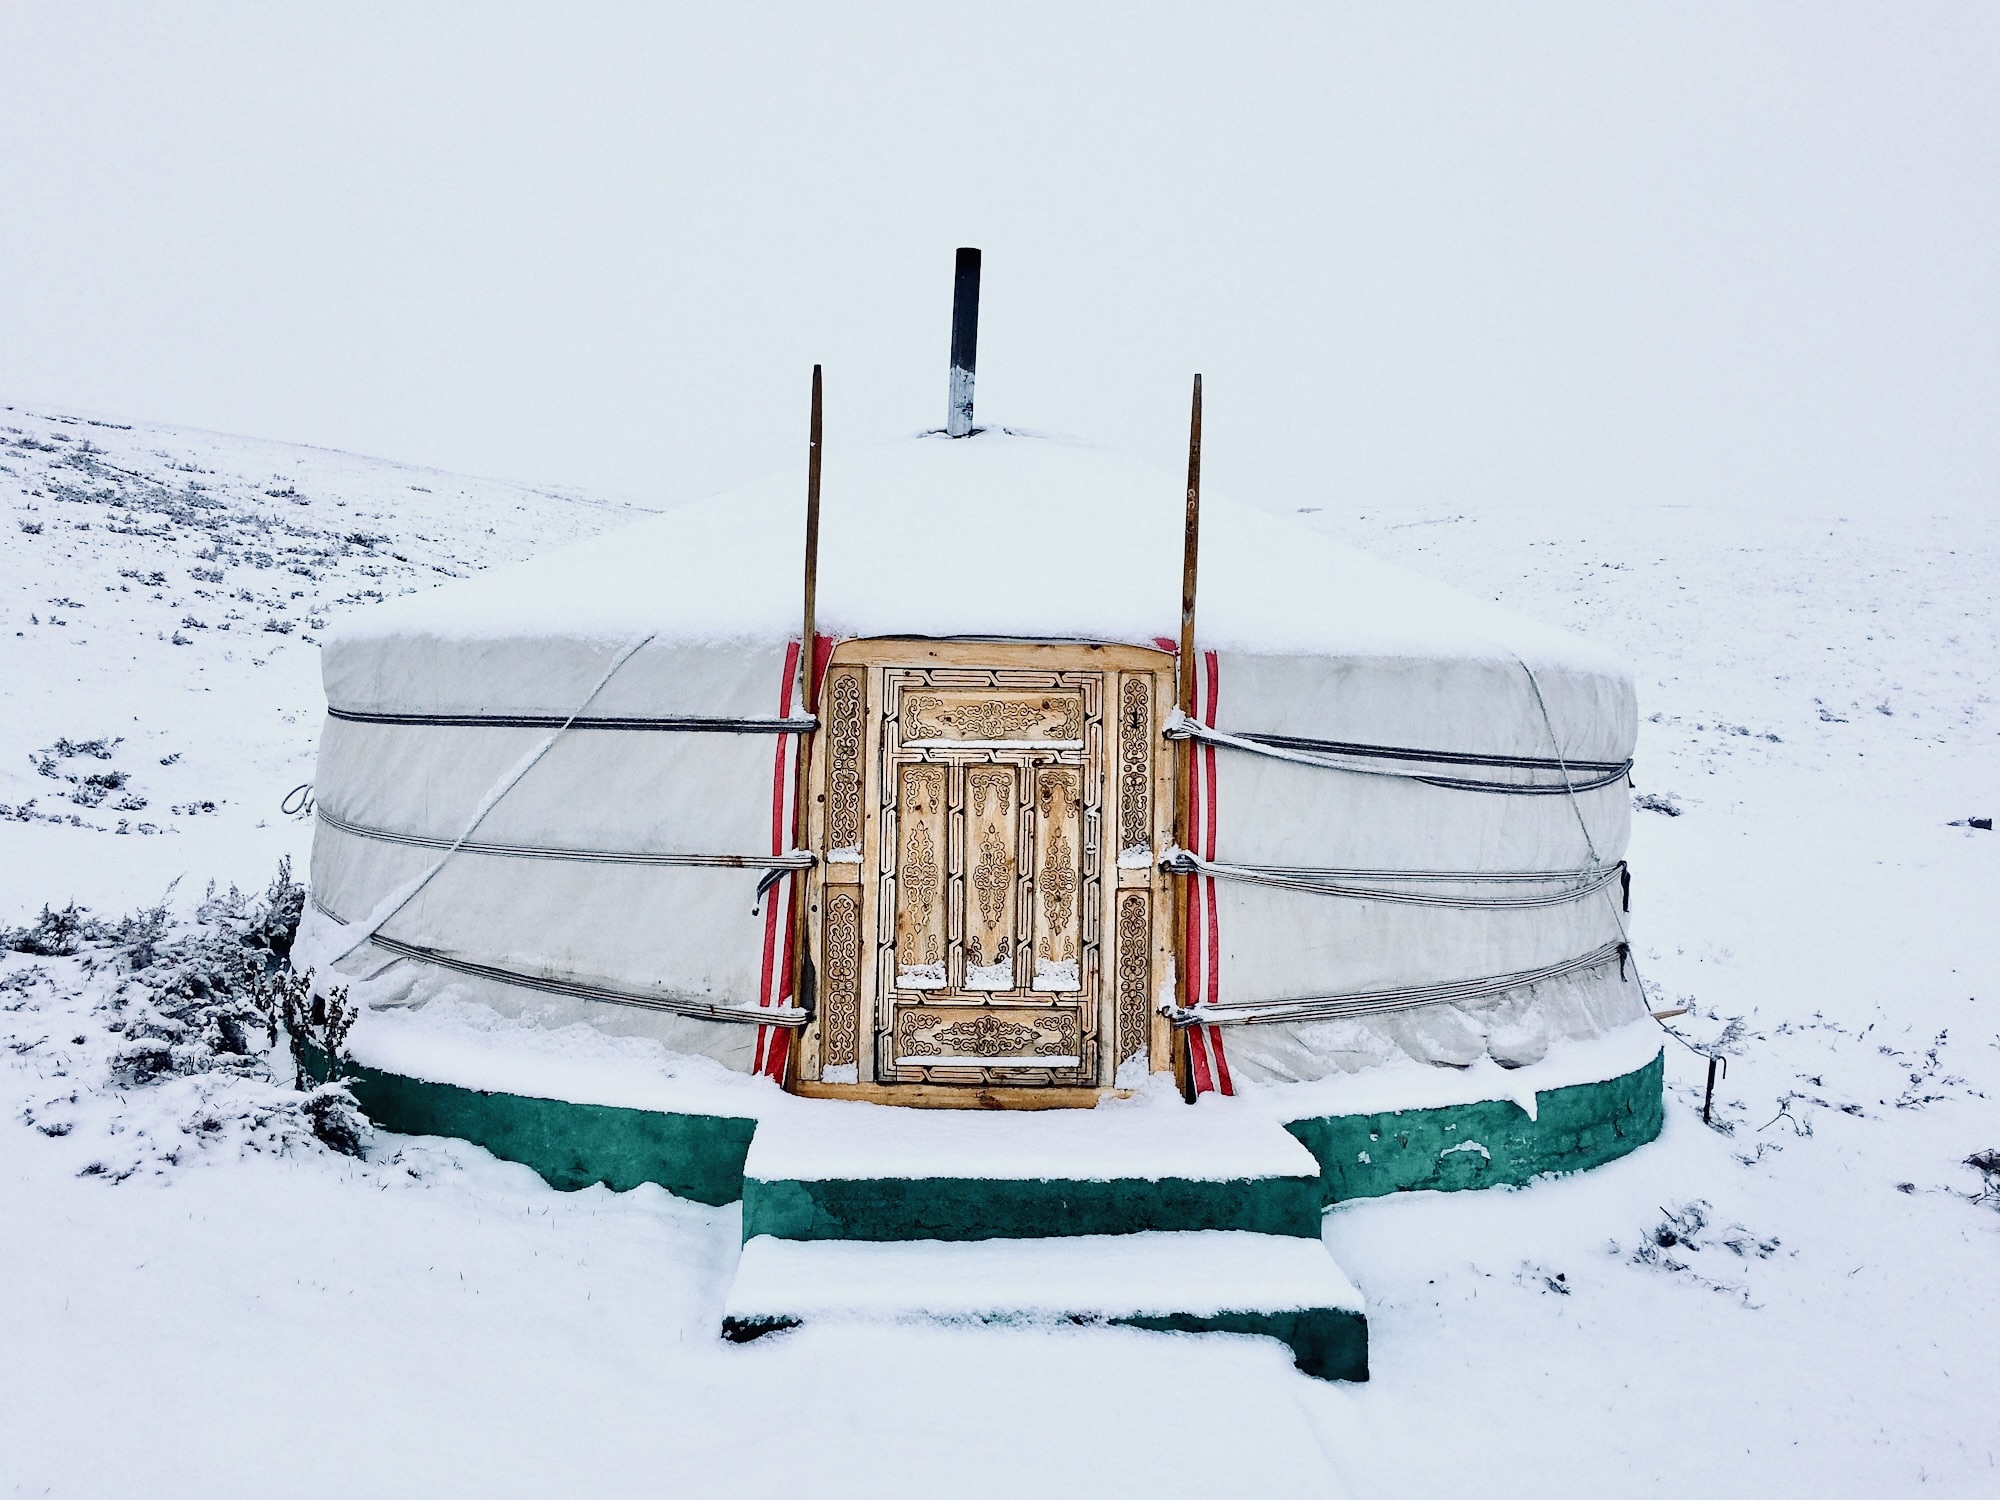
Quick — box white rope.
[316,806,816,871]
[1515,659,1688,1050]
[309,894,805,1026]
[322,632,657,968]
[1162,939,1628,1026]
[327,707,816,733]
[1159,848,1624,910]
[1156,669,1640,1028]
[1518,662,1607,868]
[1162,708,1631,794]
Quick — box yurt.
[293,256,1664,1378]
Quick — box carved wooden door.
[806,641,1171,1101]
[874,666,1104,1085]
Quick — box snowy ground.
[0,403,644,918]
[3,413,1996,1498]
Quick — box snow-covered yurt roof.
[324,429,1626,715]
[307,424,1645,1083]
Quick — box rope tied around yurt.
[1155,662,1644,1031]
[1160,709,1632,794]
[325,707,819,734]
[1515,659,1710,1062]
[1158,848,1626,911]
[314,805,815,911]
[320,632,660,971]
[1160,939,1629,1027]
[308,894,807,1026]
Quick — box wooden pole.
[784,365,824,1087]
[801,364,823,708]
[1180,374,1202,723]
[1172,374,1202,1099]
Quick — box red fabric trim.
[1186,1025,1216,1094]
[755,640,802,1079]
[1182,680,1215,1092]
[1184,847,1215,1095]
[1184,729,1205,1009]
[1157,634,1222,1093]
[1200,650,1232,1094]
[810,632,836,709]
[1202,652,1220,1002]
[767,814,798,1082]
[1145,635,1231,1093]
[764,633,834,1084]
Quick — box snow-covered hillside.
[1312,499,1999,1496]
[2,412,1995,1498]
[0,403,648,919]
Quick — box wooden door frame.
[791,637,1176,1109]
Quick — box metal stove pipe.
[946,247,981,437]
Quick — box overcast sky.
[3,3,1995,518]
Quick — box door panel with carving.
[1030,766,1085,992]
[891,763,948,989]
[876,667,1104,1086]
[962,765,1020,990]
[803,641,1173,1099]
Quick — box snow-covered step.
[720,1230,1369,1382]
[741,1101,1324,1241]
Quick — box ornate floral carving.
[894,1006,934,1054]
[826,669,864,852]
[1116,892,1150,1063]
[896,766,945,970]
[873,665,1107,1084]
[1036,770,1079,961]
[911,763,945,812]
[1054,696,1084,740]
[966,765,1016,966]
[1040,828,1074,939]
[904,693,1082,741]
[1119,676,1152,854]
[902,694,946,739]
[973,827,1011,935]
[932,1014,1039,1056]
[1032,1011,1080,1057]
[822,890,860,1066]
[900,821,939,968]
[967,765,1013,817]
[1038,767,1079,820]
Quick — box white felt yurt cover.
[298,430,1644,1084]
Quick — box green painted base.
[741,1173,1323,1243]
[721,1306,1369,1382]
[328,1057,757,1207]
[1283,1049,1665,1204]
[313,1044,1658,1384]
[314,1046,1663,1221]
[1120,1306,1369,1382]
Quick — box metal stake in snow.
[946,247,981,437]
[1703,1052,1726,1125]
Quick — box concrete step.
[741,1099,1324,1241]
[720,1230,1368,1382]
